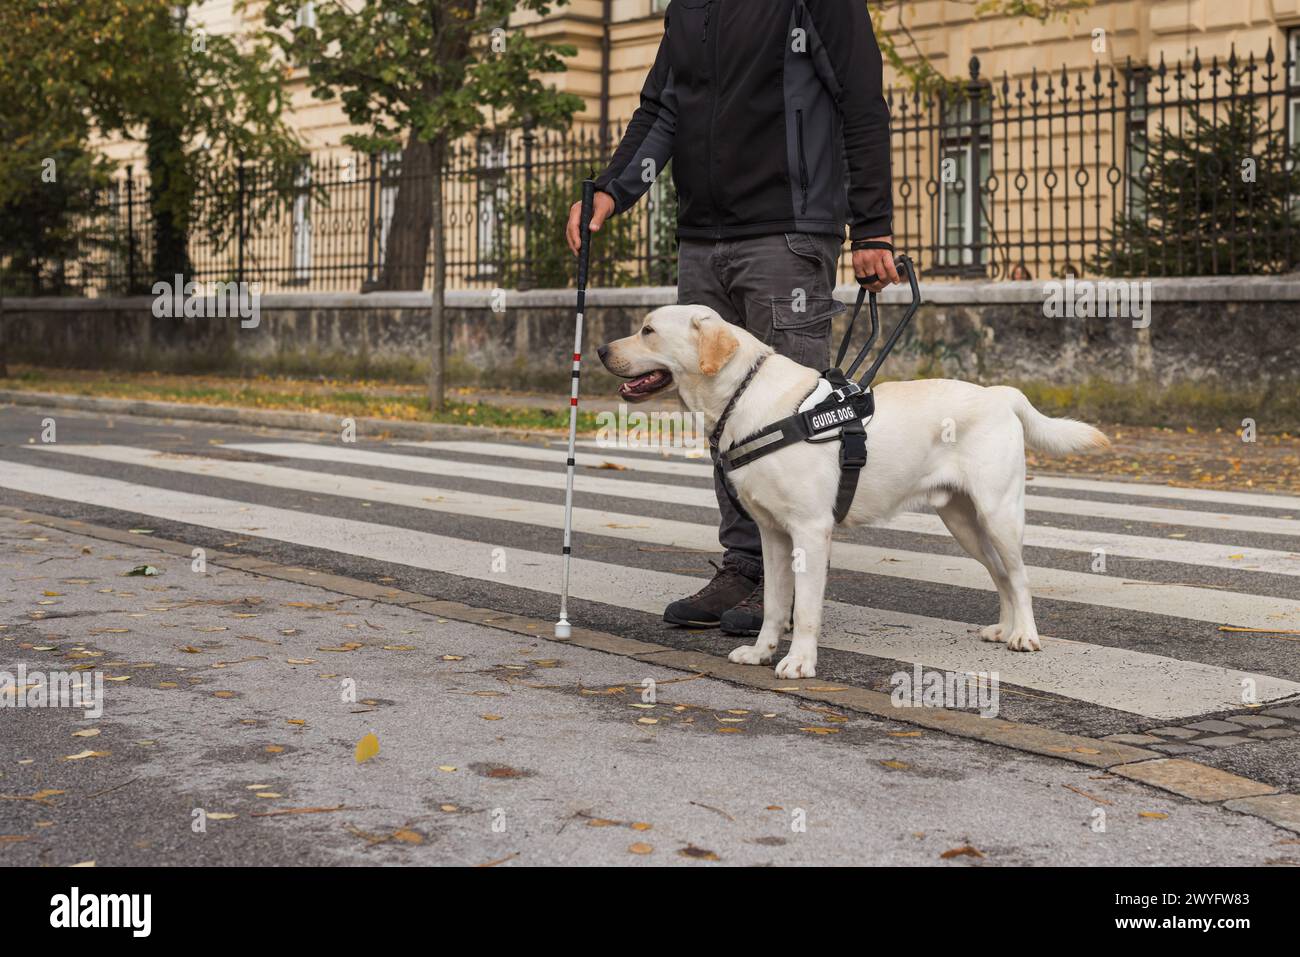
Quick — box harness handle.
[836,255,921,387]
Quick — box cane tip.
[554,621,572,639]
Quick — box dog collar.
[708,355,769,450]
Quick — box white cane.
[556,180,596,639]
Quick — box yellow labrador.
[597,306,1109,679]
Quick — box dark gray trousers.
[677,232,843,582]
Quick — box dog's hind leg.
[728,520,792,667]
[936,492,1014,644]
[774,519,833,679]
[970,486,1041,652]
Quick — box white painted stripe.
[223,442,1300,574]
[397,440,714,478]
[2,458,1295,719]
[1024,474,1300,513]
[433,440,1300,514]
[396,441,1300,536]
[28,445,1300,628]
[1023,495,1300,538]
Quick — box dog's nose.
[596,344,609,363]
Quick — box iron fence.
[5,39,1299,297]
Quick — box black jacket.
[594,0,893,243]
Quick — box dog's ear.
[693,315,738,376]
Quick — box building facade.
[94,1,1300,290]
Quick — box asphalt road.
[2,405,1299,865]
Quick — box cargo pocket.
[769,294,843,370]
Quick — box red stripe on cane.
[570,398,578,406]
[573,353,581,362]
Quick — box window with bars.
[1125,66,1151,219]
[936,93,992,274]
[1288,28,1300,153]
[291,163,312,283]
[475,135,508,274]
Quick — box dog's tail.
[992,386,1111,455]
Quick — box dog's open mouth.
[618,369,673,402]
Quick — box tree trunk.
[428,137,448,413]
[374,133,435,291]
[146,117,192,283]
[0,294,8,380]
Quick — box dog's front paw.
[1004,629,1042,652]
[729,643,775,666]
[979,624,1006,643]
[774,651,816,679]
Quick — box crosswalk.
[4,434,1300,723]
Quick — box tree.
[1097,93,1300,276]
[0,1,305,293]
[259,0,584,411]
[83,2,306,285]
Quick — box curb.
[0,389,557,444]
[3,504,1293,834]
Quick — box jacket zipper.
[796,108,809,214]
[705,1,720,237]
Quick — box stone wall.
[3,278,1297,394]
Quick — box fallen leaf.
[940,845,985,860]
[354,733,380,764]
[392,828,425,845]
[1139,811,1169,820]
[63,750,109,761]
[628,842,653,855]
[880,759,910,770]
[677,845,720,861]
[71,729,101,738]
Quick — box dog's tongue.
[618,370,670,399]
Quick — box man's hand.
[565,190,617,255]
[852,237,900,293]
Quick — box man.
[565,0,897,636]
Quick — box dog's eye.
[641,327,653,337]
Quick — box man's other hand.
[853,238,900,293]
[566,191,616,255]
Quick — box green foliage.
[0,146,113,296]
[494,165,638,288]
[258,0,585,154]
[0,1,305,291]
[1097,94,1300,276]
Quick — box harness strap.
[719,368,874,525]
